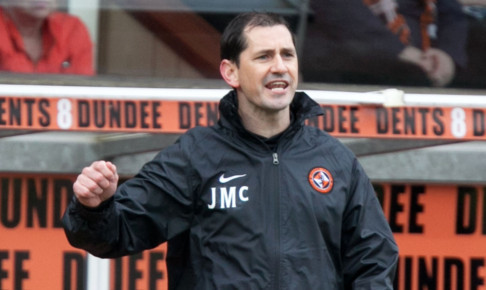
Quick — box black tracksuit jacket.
[63,90,398,289]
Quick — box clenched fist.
[73,161,119,208]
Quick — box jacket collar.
[218,89,323,137]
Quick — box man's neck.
[6,8,45,62]
[6,8,44,37]
[238,106,291,138]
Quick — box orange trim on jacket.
[0,7,94,75]
[420,0,437,50]
[362,0,411,45]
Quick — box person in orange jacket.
[0,0,94,75]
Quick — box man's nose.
[270,55,287,73]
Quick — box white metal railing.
[0,84,485,108]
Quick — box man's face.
[232,24,298,113]
[7,0,57,20]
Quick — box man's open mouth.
[266,80,289,91]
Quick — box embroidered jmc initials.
[208,186,249,209]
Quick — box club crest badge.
[308,167,333,194]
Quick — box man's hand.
[73,161,119,208]
[423,48,456,87]
[398,46,434,74]
[399,46,455,87]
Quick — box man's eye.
[257,55,269,60]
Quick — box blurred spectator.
[301,0,468,87]
[0,0,94,75]
[398,0,468,86]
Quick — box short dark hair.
[220,12,294,66]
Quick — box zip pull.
[272,153,279,165]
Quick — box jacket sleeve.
[62,138,197,258]
[341,159,398,289]
[435,0,469,68]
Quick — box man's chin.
[264,99,294,112]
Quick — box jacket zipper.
[272,151,280,289]
[272,153,279,165]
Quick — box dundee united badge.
[308,167,333,194]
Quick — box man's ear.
[220,59,239,88]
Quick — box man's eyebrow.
[254,49,275,55]
[281,47,297,54]
[254,47,296,55]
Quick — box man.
[301,0,467,87]
[397,0,468,86]
[0,0,94,75]
[63,12,398,289]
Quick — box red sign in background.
[2,96,486,140]
[0,175,167,290]
[1,179,485,289]
[376,184,486,290]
